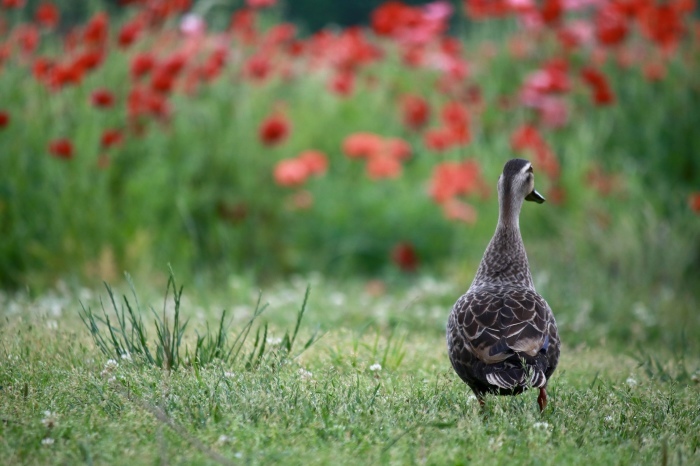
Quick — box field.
[1,1,700,464]
[1,276,699,465]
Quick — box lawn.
[1,275,698,465]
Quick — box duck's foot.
[537,386,547,412]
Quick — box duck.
[446,158,560,411]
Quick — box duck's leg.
[537,386,547,412]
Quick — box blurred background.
[0,0,698,348]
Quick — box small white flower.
[105,359,119,370]
[488,437,503,451]
[224,372,235,379]
[41,411,57,428]
[217,435,230,444]
[466,393,478,403]
[533,421,550,430]
[41,438,54,446]
[369,363,382,372]
[120,352,132,361]
[626,377,638,387]
[298,368,313,381]
[604,415,614,423]
[266,337,282,346]
[101,359,119,378]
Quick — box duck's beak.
[525,189,545,204]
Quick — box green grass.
[1,275,698,465]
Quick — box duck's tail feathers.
[485,367,547,390]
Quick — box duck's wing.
[449,288,559,388]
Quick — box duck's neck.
[471,194,535,289]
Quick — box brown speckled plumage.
[446,159,560,410]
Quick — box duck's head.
[499,158,545,204]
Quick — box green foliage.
[1,277,699,464]
[78,270,320,373]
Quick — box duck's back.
[447,284,560,395]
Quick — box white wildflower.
[224,372,235,379]
[533,421,550,430]
[105,359,118,370]
[217,435,231,444]
[604,415,613,423]
[466,393,478,403]
[101,359,119,379]
[41,411,57,428]
[330,292,346,306]
[120,352,132,361]
[369,363,382,372]
[488,437,503,451]
[41,438,54,446]
[298,368,313,381]
[266,336,282,346]
[626,377,638,387]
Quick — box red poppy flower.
[442,199,477,224]
[84,12,109,48]
[384,137,411,161]
[131,53,156,80]
[423,128,454,152]
[400,94,430,130]
[32,57,53,80]
[35,3,60,29]
[2,0,25,8]
[118,18,143,48]
[15,25,40,55]
[429,160,482,203]
[247,0,276,8]
[643,61,666,82]
[688,192,700,213]
[595,3,628,46]
[162,53,187,76]
[244,55,272,82]
[328,71,355,97]
[274,158,308,187]
[47,62,84,90]
[0,111,9,129]
[91,88,115,108]
[75,49,104,73]
[441,102,470,136]
[391,242,418,272]
[366,153,402,179]
[371,1,421,37]
[100,129,123,149]
[540,0,562,26]
[342,133,383,159]
[581,66,615,106]
[510,124,543,152]
[48,138,73,160]
[127,86,170,120]
[581,67,615,105]
[638,3,684,50]
[297,150,328,175]
[258,111,290,146]
[151,69,175,94]
[465,0,511,20]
